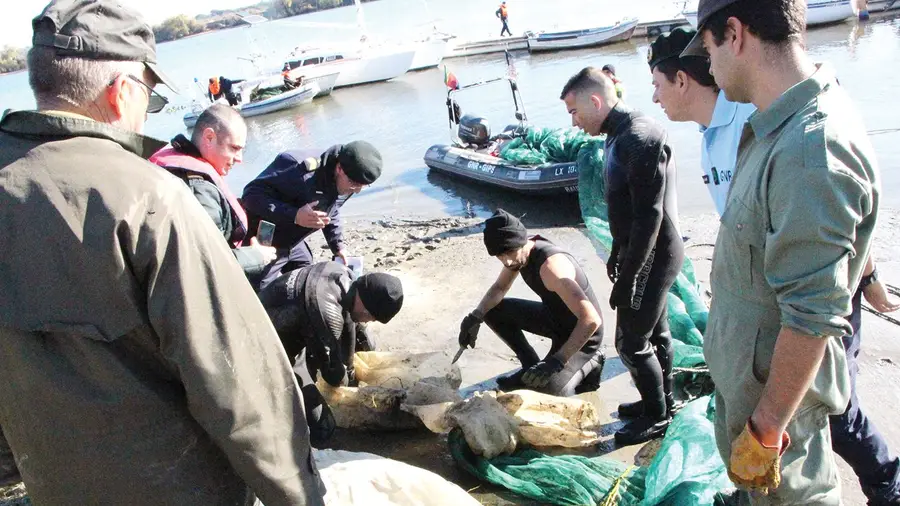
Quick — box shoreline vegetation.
[0,0,379,75]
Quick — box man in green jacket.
[0,1,325,505]
[150,104,276,283]
[682,0,880,502]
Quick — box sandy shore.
[2,208,899,505]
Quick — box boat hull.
[527,18,639,52]
[334,49,415,88]
[444,36,529,58]
[424,144,579,195]
[409,37,453,71]
[183,83,319,128]
[684,0,857,28]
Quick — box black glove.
[609,277,636,310]
[606,242,620,282]
[320,353,346,386]
[521,356,565,389]
[458,312,483,349]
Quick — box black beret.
[338,140,383,185]
[648,27,699,70]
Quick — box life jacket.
[208,77,221,96]
[149,147,248,247]
[499,5,508,18]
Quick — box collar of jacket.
[170,133,204,159]
[600,102,634,137]
[317,145,342,193]
[0,109,167,159]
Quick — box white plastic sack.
[496,389,602,448]
[444,391,519,459]
[353,351,462,390]
[314,448,480,506]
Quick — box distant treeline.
[0,0,384,74]
[0,45,27,74]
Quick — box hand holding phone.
[257,220,276,246]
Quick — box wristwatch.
[860,268,878,290]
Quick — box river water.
[1,0,899,221]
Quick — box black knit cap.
[338,140,383,185]
[648,27,700,70]
[601,64,616,75]
[483,208,528,257]
[355,272,403,324]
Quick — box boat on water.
[525,17,640,52]
[444,35,530,59]
[183,81,319,128]
[683,0,858,27]
[408,31,456,70]
[423,53,579,195]
[286,44,415,88]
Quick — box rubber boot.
[614,355,669,446]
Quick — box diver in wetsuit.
[458,209,606,396]
[560,67,683,446]
[258,262,403,445]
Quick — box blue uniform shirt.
[699,91,756,215]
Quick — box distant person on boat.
[601,64,625,99]
[258,263,404,444]
[149,104,277,283]
[653,26,900,505]
[242,141,383,291]
[0,0,325,504]
[682,0,882,501]
[458,209,606,396]
[496,1,512,36]
[560,67,683,447]
[208,75,243,106]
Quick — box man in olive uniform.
[0,1,324,505]
[683,0,880,502]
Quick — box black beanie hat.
[355,272,403,324]
[483,208,528,257]
[338,140,383,184]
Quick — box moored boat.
[444,35,529,59]
[526,17,639,52]
[183,81,319,128]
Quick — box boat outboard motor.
[458,114,490,147]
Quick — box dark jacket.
[0,110,325,506]
[258,261,358,385]
[601,103,682,284]
[242,146,350,261]
[153,135,268,282]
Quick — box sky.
[1,0,259,47]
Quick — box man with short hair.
[458,209,605,397]
[150,104,276,282]
[0,1,324,505]
[560,67,683,446]
[242,141,383,290]
[259,263,404,444]
[647,27,755,216]
[654,26,900,505]
[682,0,881,502]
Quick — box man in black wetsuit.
[458,209,606,396]
[561,67,684,446]
[258,262,404,444]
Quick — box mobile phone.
[312,191,326,212]
[257,220,276,246]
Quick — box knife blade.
[451,346,466,364]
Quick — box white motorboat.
[526,18,639,52]
[445,35,530,59]
[683,0,858,28]
[285,45,415,88]
[408,32,456,71]
[183,81,319,128]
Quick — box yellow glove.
[727,420,791,495]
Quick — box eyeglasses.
[110,74,169,114]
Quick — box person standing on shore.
[560,67,683,446]
[0,0,325,504]
[653,26,900,504]
[496,1,512,37]
[681,0,881,501]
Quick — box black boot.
[617,395,684,419]
[614,414,671,446]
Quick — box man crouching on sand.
[458,209,606,396]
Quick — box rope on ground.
[598,465,636,506]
